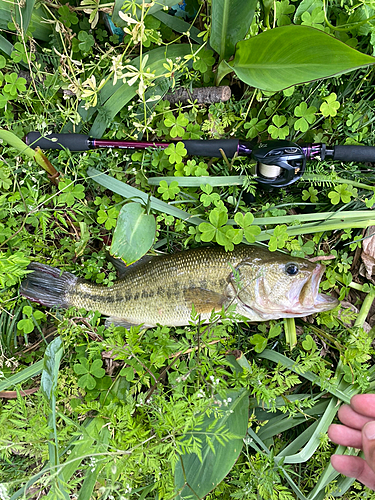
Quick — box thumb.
[362,421,375,474]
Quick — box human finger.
[330,454,375,490]
[337,404,374,430]
[362,421,375,478]
[350,395,375,420]
[328,423,362,449]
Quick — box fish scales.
[19,245,339,327]
[68,245,252,327]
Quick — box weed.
[0,0,375,498]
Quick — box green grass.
[0,0,375,498]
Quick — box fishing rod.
[25,132,375,188]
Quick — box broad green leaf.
[40,337,64,401]
[110,202,156,265]
[0,1,52,41]
[217,25,375,91]
[175,388,249,499]
[210,0,258,60]
[152,11,202,44]
[0,129,36,159]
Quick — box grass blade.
[256,218,375,241]
[41,337,70,500]
[257,350,353,403]
[152,11,202,44]
[87,167,204,225]
[148,175,245,187]
[0,359,44,391]
[0,34,15,58]
[306,446,357,499]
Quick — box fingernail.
[364,421,375,440]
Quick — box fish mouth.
[235,263,338,320]
[293,264,338,313]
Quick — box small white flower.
[0,483,10,500]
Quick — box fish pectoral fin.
[105,316,143,330]
[184,288,226,314]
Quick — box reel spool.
[253,140,306,188]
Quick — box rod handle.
[25,132,90,151]
[183,139,240,157]
[333,145,375,163]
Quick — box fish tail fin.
[20,263,77,308]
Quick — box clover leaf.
[58,5,79,27]
[192,49,215,73]
[269,224,289,251]
[164,142,187,164]
[4,73,27,96]
[74,358,106,390]
[234,212,261,243]
[328,184,357,205]
[200,184,220,207]
[249,334,268,353]
[199,208,240,251]
[320,93,340,117]
[164,112,189,138]
[158,180,180,200]
[78,31,95,52]
[17,305,46,335]
[268,114,289,139]
[97,206,119,229]
[302,186,318,203]
[244,117,268,139]
[302,334,317,351]
[58,179,86,206]
[294,102,317,132]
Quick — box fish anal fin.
[105,317,142,330]
[184,288,226,315]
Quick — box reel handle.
[25,132,91,151]
[25,132,251,158]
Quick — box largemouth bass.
[20,245,338,328]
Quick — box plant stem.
[354,287,375,329]
[284,317,297,349]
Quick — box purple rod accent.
[238,141,253,156]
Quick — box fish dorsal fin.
[184,288,226,315]
[107,254,156,279]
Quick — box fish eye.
[285,263,299,276]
